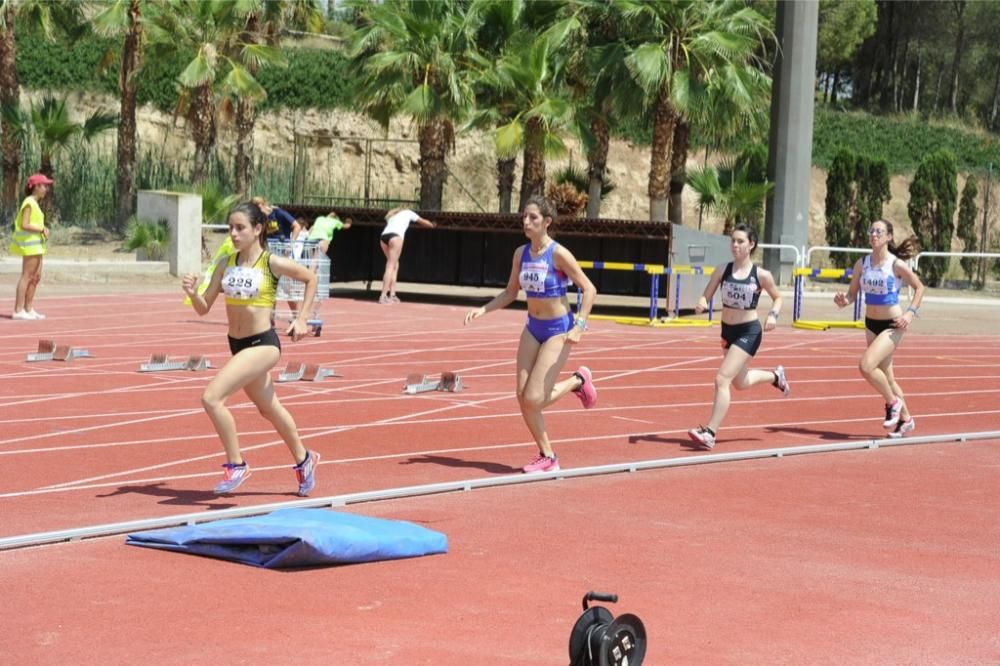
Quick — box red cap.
[27,173,54,188]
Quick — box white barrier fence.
[912,251,1000,271]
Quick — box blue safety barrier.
[125,508,448,569]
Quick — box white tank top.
[383,210,420,238]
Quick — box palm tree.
[147,0,286,185]
[0,0,84,218]
[347,0,479,210]
[93,0,146,233]
[233,1,322,197]
[465,0,524,213]
[686,146,772,235]
[0,1,19,219]
[545,0,639,219]
[613,0,772,222]
[3,96,117,220]
[489,30,575,211]
[669,62,771,225]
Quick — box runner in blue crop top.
[182,201,322,497]
[835,219,924,437]
[463,196,598,474]
[518,241,569,299]
[687,223,790,451]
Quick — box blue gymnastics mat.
[125,508,448,569]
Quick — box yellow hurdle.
[793,320,865,331]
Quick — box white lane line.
[17,384,1000,492]
[2,407,997,500]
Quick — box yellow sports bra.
[223,251,278,308]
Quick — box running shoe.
[523,454,560,473]
[214,461,251,494]
[687,426,716,450]
[888,417,916,439]
[28,310,45,320]
[389,295,401,303]
[11,310,32,320]
[294,450,320,497]
[773,365,790,397]
[378,295,391,304]
[572,366,598,409]
[883,398,903,429]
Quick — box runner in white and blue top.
[860,253,901,306]
[464,196,598,474]
[688,223,790,451]
[835,219,925,437]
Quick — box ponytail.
[878,219,919,261]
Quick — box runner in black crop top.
[687,224,790,451]
[719,262,762,311]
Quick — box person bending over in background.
[379,207,435,304]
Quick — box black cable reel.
[568,591,647,666]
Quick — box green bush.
[908,149,958,287]
[813,108,1000,174]
[16,25,350,113]
[123,216,169,260]
[256,49,352,111]
[15,31,119,95]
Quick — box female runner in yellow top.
[182,201,321,495]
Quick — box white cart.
[268,239,329,336]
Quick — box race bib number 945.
[520,261,549,293]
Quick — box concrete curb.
[0,258,171,282]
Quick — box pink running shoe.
[214,461,251,494]
[687,426,716,450]
[522,453,560,473]
[883,398,903,429]
[572,366,597,409]
[888,417,915,439]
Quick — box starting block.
[276,361,339,382]
[26,339,93,362]
[403,371,463,395]
[138,354,214,372]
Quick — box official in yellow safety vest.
[11,173,54,320]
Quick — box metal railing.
[912,251,1000,271]
[757,242,803,269]
[805,245,871,268]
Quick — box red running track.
[1,291,998,663]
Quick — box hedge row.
[14,29,351,113]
